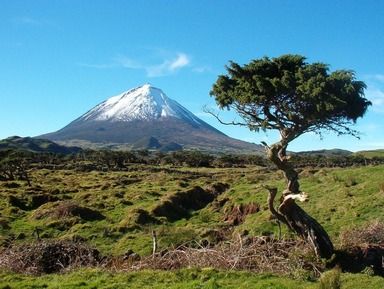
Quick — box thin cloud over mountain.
[79,52,191,77]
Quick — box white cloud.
[146,53,190,77]
[80,52,191,78]
[169,53,190,70]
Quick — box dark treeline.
[290,153,384,168]
[1,149,384,182]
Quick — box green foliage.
[210,54,371,139]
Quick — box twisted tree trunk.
[265,139,334,259]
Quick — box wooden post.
[152,230,157,258]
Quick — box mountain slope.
[0,136,81,154]
[40,84,262,153]
[78,84,205,125]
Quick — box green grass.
[2,164,384,251]
[1,163,384,287]
[354,149,384,158]
[0,268,316,289]
[1,269,383,289]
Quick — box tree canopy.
[210,54,371,143]
[210,54,372,259]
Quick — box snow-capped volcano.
[81,84,203,124]
[40,84,262,152]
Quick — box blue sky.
[1,0,384,152]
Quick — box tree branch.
[264,186,288,225]
[203,106,248,127]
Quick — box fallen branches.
[0,240,100,274]
[111,236,324,278]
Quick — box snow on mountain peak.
[80,84,203,124]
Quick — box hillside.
[0,136,81,154]
[1,154,384,287]
[354,149,384,158]
[1,162,383,253]
[294,148,352,156]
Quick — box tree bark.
[266,139,334,259]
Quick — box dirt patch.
[131,209,159,225]
[2,182,21,188]
[29,194,60,209]
[223,202,260,225]
[8,195,28,210]
[32,201,105,221]
[152,183,229,221]
[8,194,59,211]
[0,240,100,274]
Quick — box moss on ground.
[1,164,384,287]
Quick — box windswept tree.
[210,54,371,258]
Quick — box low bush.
[319,268,341,289]
[339,221,384,247]
[0,240,100,274]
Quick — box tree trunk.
[266,141,334,259]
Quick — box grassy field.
[1,162,384,288]
[1,268,384,289]
[354,149,384,159]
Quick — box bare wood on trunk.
[265,137,334,259]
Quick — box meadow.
[0,152,384,288]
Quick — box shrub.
[339,220,384,247]
[0,240,100,274]
[319,268,341,289]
